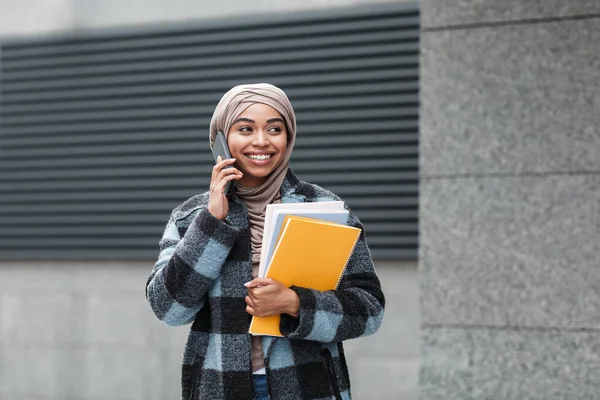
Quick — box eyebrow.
[233,117,255,124]
[232,117,285,125]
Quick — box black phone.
[211,130,235,197]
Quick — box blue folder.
[264,210,349,270]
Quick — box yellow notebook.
[248,216,361,336]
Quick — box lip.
[244,152,275,156]
[244,153,275,166]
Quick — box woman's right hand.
[208,157,243,221]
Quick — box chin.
[249,167,276,178]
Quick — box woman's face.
[227,103,288,187]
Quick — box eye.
[268,126,283,134]
[238,126,253,133]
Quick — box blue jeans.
[253,374,269,400]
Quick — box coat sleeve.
[146,208,240,326]
[279,210,385,343]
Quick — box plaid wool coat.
[146,169,385,400]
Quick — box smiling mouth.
[245,154,273,161]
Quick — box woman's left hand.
[244,278,300,318]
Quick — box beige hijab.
[209,83,297,266]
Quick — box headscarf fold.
[209,83,296,266]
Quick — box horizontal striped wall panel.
[0,2,419,260]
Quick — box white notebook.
[258,201,344,277]
[263,209,349,274]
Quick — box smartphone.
[211,130,235,197]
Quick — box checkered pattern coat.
[146,170,385,400]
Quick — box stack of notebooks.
[249,201,362,337]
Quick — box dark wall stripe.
[0,3,419,260]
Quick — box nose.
[253,130,269,147]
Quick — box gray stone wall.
[419,1,600,399]
[0,261,418,399]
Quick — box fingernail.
[244,282,251,287]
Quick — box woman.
[146,83,385,400]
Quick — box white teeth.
[248,154,272,161]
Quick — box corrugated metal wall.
[0,3,419,260]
